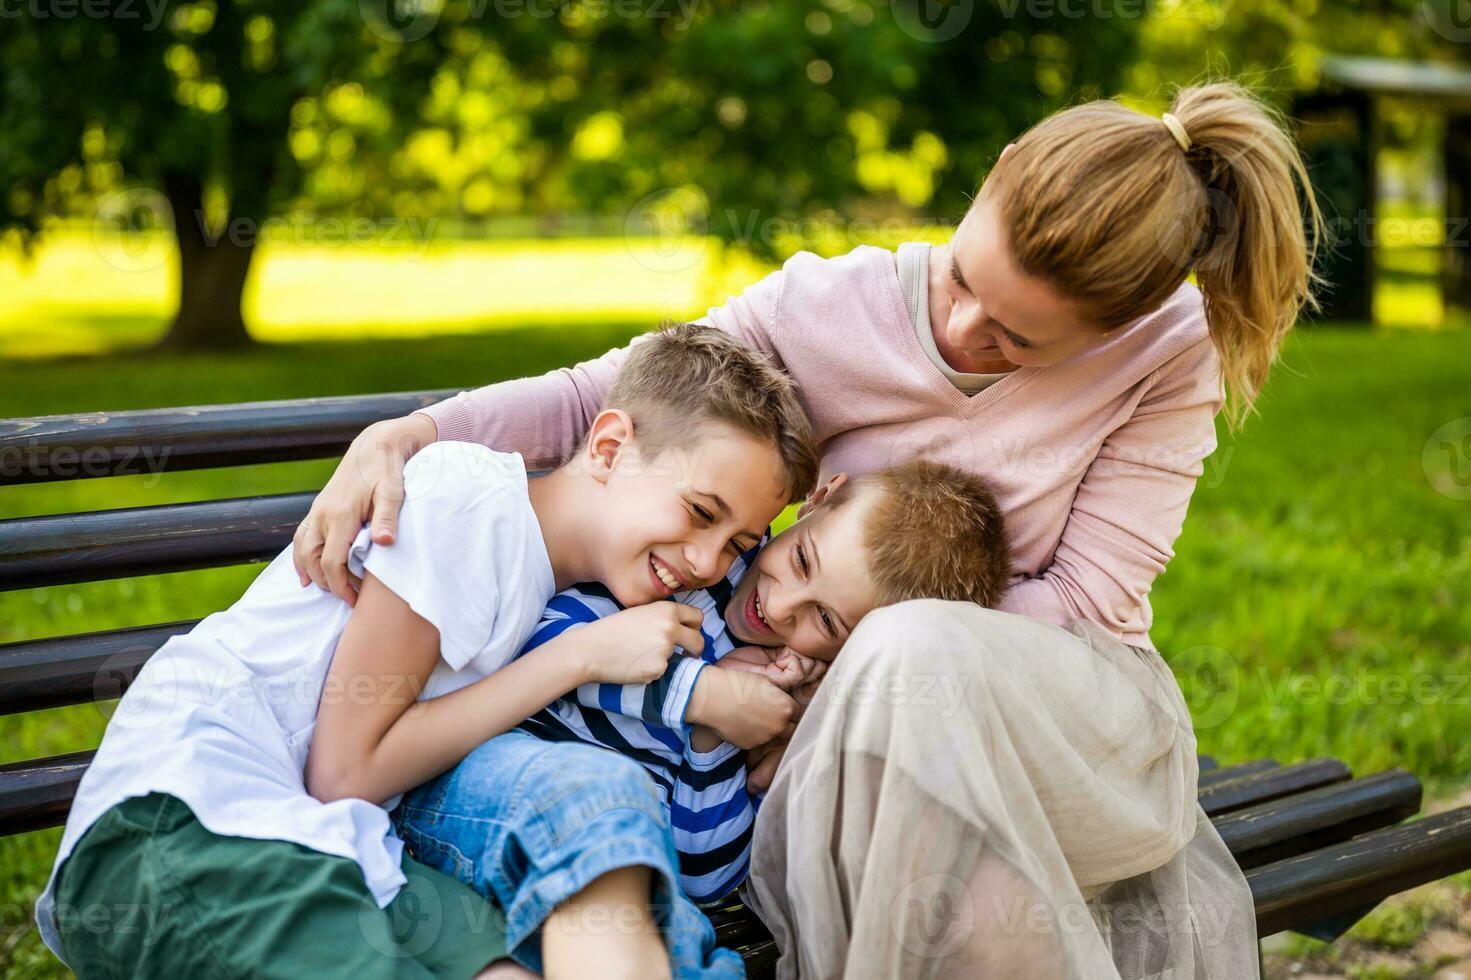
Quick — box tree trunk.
[157,172,256,351]
[1445,115,1471,323]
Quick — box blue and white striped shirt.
[513,547,760,903]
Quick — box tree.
[1,0,1140,349]
[0,0,446,349]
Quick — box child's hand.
[713,645,782,672]
[578,603,706,685]
[690,667,798,750]
[766,648,827,692]
[718,645,827,692]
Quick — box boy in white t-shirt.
[37,323,817,980]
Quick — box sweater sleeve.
[417,268,787,469]
[998,335,1224,639]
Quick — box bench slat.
[0,494,311,591]
[0,752,95,837]
[0,391,457,487]
[703,806,1471,962]
[1213,769,1422,868]
[0,750,1383,845]
[0,622,199,715]
[1199,758,1352,816]
[1199,757,1280,787]
[1248,807,1471,937]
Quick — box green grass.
[3,322,1470,977]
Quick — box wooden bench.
[5,393,1471,976]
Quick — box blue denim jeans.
[389,730,744,979]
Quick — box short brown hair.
[830,459,1010,608]
[606,321,818,502]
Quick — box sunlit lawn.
[0,228,781,357]
[1,236,1468,977]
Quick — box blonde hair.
[984,81,1324,429]
[829,459,1011,608]
[606,321,818,502]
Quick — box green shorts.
[52,792,508,980]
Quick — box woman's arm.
[293,268,788,604]
[305,573,705,805]
[998,336,1224,638]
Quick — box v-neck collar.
[882,245,1038,417]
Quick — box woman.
[295,82,1320,978]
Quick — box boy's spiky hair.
[831,459,1011,608]
[606,321,818,502]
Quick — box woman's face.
[933,194,1104,373]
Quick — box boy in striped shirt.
[392,459,1011,979]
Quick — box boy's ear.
[582,409,636,484]
[796,472,848,520]
[997,142,1017,167]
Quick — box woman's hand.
[293,413,437,605]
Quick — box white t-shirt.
[35,442,556,965]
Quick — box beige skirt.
[742,600,1259,979]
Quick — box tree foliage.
[3,0,1143,347]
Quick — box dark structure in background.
[1294,55,1471,323]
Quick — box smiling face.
[723,490,881,663]
[929,194,1103,375]
[597,419,791,607]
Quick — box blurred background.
[2,1,1470,976]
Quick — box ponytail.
[985,80,1324,429]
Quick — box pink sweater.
[423,246,1223,647]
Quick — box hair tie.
[1161,112,1191,152]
